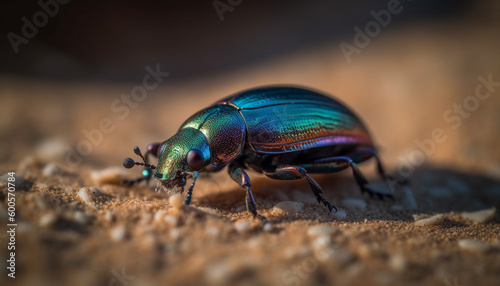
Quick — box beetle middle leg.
[264,165,338,213]
[228,162,268,223]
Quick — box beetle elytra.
[123,86,398,222]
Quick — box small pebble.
[90,167,127,185]
[39,213,57,227]
[73,211,90,224]
[77,187,97,208]
[328,248,354,266]
[312,235,341,262]
[110,225,128,241]
[169,193,185,209]
[273,201,303,213]
[206,226,220,237]
[413,213,431,221]
[164,215,180,226]
[205,261,233,284]
[414,214,445,226]
[154,210,167,222]
[247,237,264,248]
[307,225,338,237]
[458,239,495,253]
[461,208,496,224]
[234,220,250,233]
[105,211,115,222]
[389,253,407,272]
[263,222,273,232]
[331,209,347,220]
[170,228,181,240]
[42,162,61,176]
[284,245,310,259]
[341,198,366,210]
[401,186,418,210]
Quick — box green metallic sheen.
[180,105,246,167]
[125,86,395,221]
[154,128,210,183]
[155,86,373,185]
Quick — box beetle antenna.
[123,146,157,169]
[133,146,146,161]
[123,158,156,169]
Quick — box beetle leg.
[184,172,199,205]
[228,163,268,223]
[342,149,387,179]
[265,165,337,213]
[338,149,408,185]
[304,156,394,200]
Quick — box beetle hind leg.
[304,156,394,200]
[228,163,268,223]
[265,165,338,213]
[346,149,408,186]
[349,161,394,200]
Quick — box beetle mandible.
[123,86,396,222]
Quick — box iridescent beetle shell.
[153,87,373,182]
[124,86,396,222]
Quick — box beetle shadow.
[195,165,500,224]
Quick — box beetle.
[123,86,397,222]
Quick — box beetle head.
[154,128,210,190]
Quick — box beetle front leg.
[265,165,337,213]
[184,172,199,205]
[228,163,268,223]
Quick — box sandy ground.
[1,9,500,286]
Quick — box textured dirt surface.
[1,7,500,286]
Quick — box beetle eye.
[186,149,204,170]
